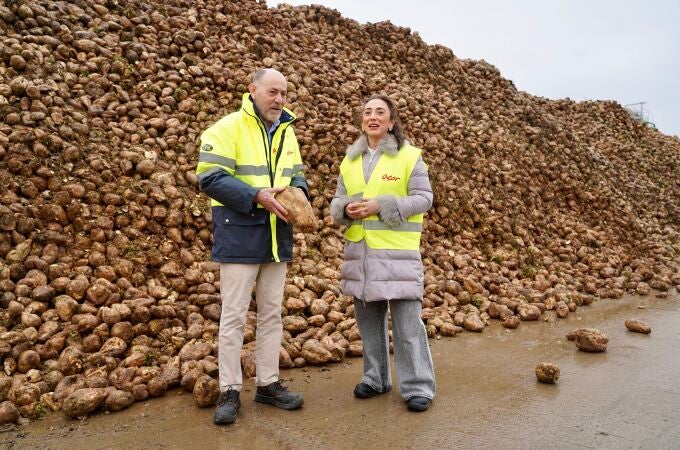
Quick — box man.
[195,68,307,425]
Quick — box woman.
[330,94,435,412]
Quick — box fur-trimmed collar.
[346,134,399,160]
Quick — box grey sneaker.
[354,382,382,399]
[255,381,304,410]
[213,388,240,425]
[406,396,432,412]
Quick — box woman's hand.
[345,199,380,220]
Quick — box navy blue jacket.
[198,101,308,264]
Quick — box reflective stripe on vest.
[340,144,424,250]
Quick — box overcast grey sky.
[267,0,679,137]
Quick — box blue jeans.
[354,298,436,400]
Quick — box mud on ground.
[2,293,679,450]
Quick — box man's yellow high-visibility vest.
[340,144,424,250]
[195,92,304,262]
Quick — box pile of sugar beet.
[0,0,679,423]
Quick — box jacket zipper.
[274,127,287,172]
[242,105,296,262]
[361,240,369,302]
[246,109,292,187]
[254,122,273,187]
[359,151,380,304]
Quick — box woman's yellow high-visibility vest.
[340,144,424,250]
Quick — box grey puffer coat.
[330,134,433,302]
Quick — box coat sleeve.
[329,173,358,226]
[198,169,260,214]
[195,123,260,214]
[376,156,432,226]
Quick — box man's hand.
[254,187,288,221]
[345,199,380,220]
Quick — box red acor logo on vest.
[382,174,401,181]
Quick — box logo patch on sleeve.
[201,143,213,152]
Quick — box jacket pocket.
[211,206,271,259]
[212,205,268,226]
[275,217,294,260]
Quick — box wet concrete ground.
[2,293,679,449]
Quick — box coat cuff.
[290,175,310,200]
[331,196,356,226]
[376,195,403,228]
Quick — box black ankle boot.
[406,396,432,412]
[354,383,382,399]
[213,387,240,425]
[255,381,304,410]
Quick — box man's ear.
[248,82,257,94]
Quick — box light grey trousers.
[218,262,287,391]
[353,298,436,400]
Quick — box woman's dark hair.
[357,94,406,149]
